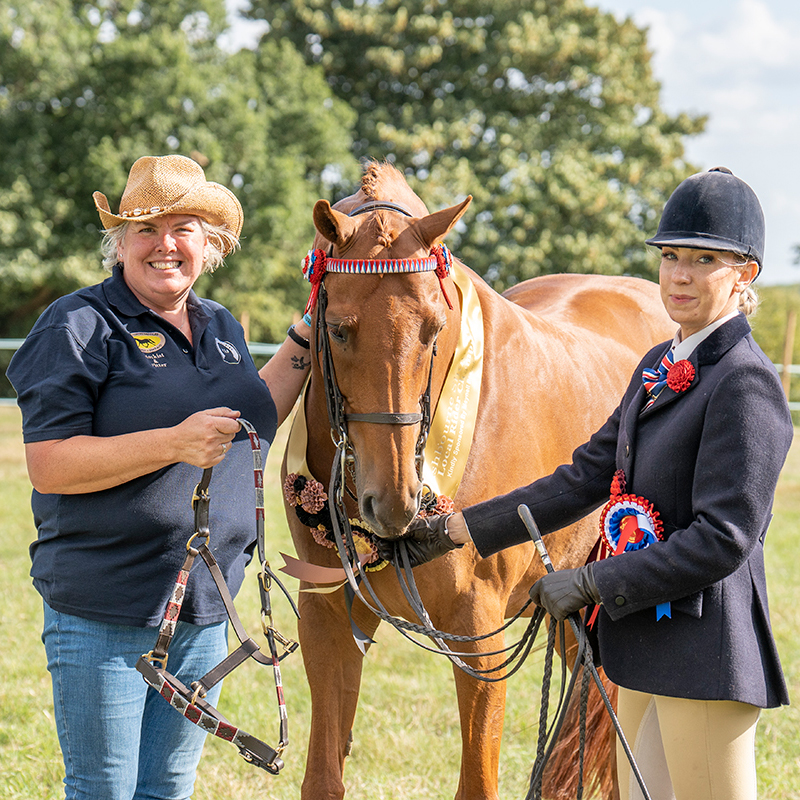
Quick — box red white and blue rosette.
[600,493,663,556]
[598,493,671,621]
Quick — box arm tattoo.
[291,355,311,370]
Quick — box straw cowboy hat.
[93,155,244,253]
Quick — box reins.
[313,272,544,681]
[136,419,300,774]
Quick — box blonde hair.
[719,252,759,317]
[99,218,239,273]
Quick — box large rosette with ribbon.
[600,494,664,557]
[592,470,671,622]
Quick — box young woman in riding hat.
[384,167,792,800]
[7,155,313,799]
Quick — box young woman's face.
[118,214,209,312]
[659,247,758,339]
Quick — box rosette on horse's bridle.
[136,419,300,774]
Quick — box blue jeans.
[43,602,228,800]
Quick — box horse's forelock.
[359,160,428,215]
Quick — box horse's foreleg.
[451,640,507,800]
[298,588,380,800]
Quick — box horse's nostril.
[360,493,379,528]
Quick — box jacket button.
[615,596,626,607]
[624,444,630,457]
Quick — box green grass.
[0,405,797,799]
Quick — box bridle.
[304,200,448,478]
[136,419,299,774]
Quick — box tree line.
[5,0,798,378]
[1,0,708,343]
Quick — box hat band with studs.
[121,207,164,218]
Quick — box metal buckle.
[142,650,168,670]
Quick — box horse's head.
[307,162,471,538]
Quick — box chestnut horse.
[281,161,674,800]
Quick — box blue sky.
[225,0,800,285]
[595,0,800,285]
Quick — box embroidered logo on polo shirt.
[215,338,241,364]
[132,332,166,353]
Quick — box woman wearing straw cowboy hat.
[7,155,313,799]
[380,168,792,800]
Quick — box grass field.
[0,404,797,799]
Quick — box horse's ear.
[313,199,358,247]
[415,196,472,249]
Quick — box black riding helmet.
[646,166,765,275]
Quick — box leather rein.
[136,419,300,774]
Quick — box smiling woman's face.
[658,247,758,339]
[117,214,209,313]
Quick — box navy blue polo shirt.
[7,266,277,627]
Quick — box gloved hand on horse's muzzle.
[375,514,463,568]
[528,564,601,621]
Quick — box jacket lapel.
[639,313,751,418]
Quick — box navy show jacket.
[463,313,792,708]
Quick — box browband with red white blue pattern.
[302,242,455,313]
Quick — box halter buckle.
[190,681,207,706]
[142,650,168,671]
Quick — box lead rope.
[136,419,300,774]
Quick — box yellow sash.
[421,264,483,500]
[285,263,484,501]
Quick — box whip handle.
[517,505,554,574]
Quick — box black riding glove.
[528,564,601,621]
[375,514,463,568]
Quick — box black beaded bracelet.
[287,324,310,349]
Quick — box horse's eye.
[327,323,348,344]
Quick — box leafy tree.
[0,0,358,340]
[251,0,705,289]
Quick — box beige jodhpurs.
[616,686,761,800]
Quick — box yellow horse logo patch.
[132,332,166,353]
